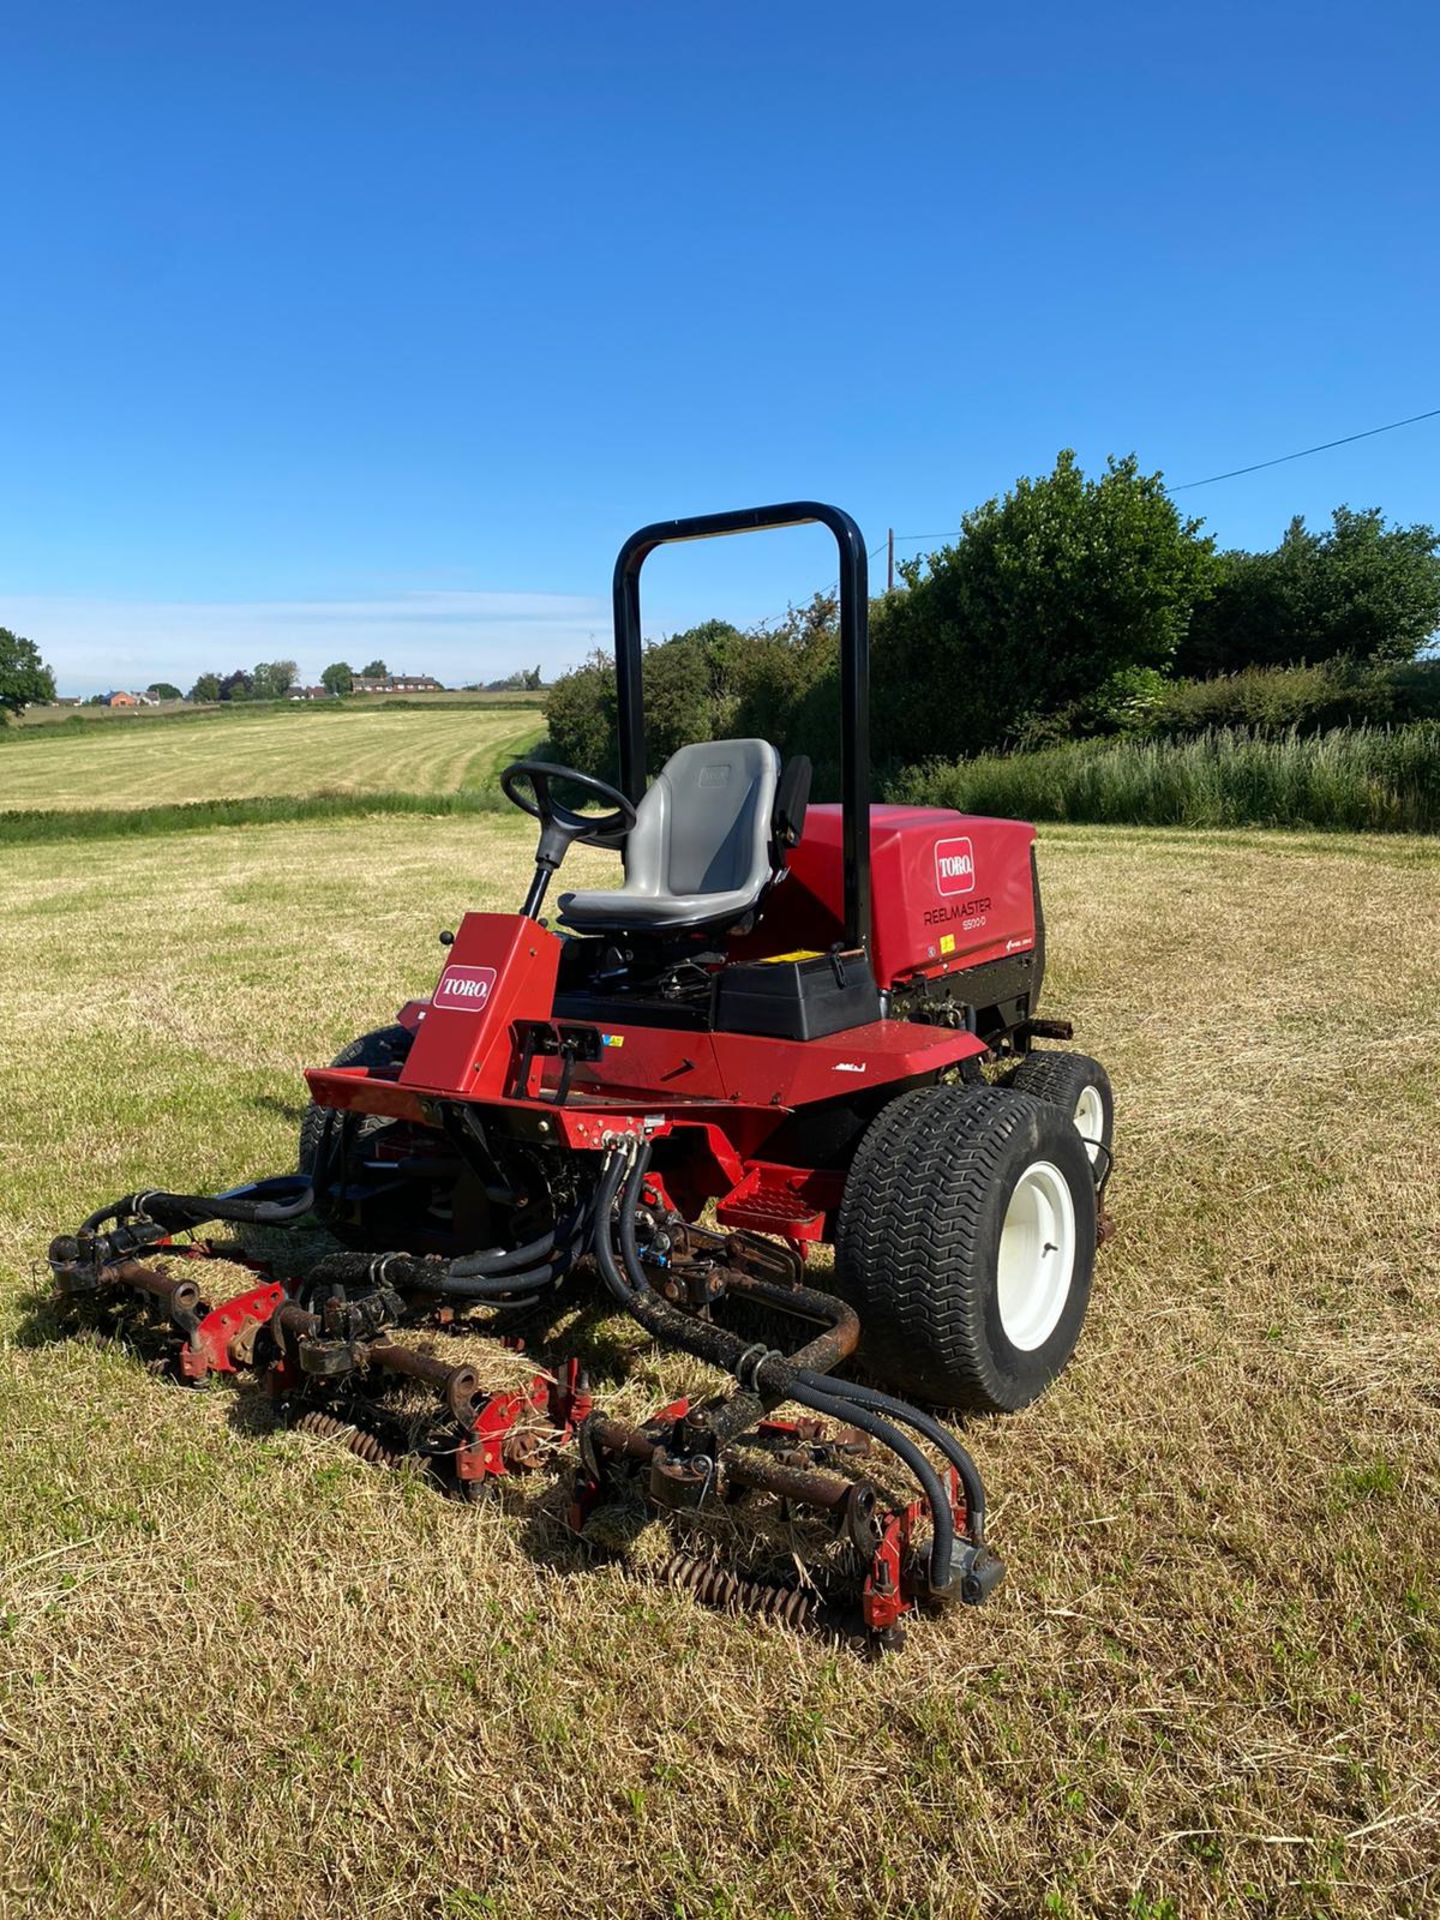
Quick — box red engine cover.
[745,804,1038,989]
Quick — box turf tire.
[835,1084,1096,1414]
[297,1024,414,1177]
[1009,1050,1113,1179]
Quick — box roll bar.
[611,501,871,953]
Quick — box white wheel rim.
[1072,1085,1105,1165]
[996,1159,1077,1351]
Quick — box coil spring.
[655,1552,819,1630]
[292,1409,406,1472]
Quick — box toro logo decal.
[934,835,976,897]
[434,965,498,1013]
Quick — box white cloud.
[1,589,611,695]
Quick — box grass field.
[15,689,547,728]
[2,802,1438,1919]
[0,703,544,811]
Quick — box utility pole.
[887,527,894,594]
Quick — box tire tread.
[837,1084,1095,1412]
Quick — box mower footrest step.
[715,1163,841,1243]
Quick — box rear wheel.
[835,1084,1096,1413]
[1010,1050,1113,1178]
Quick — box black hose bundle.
[590,1141,992,1599]
[446,1193,595,1284]
[82,1174,315,1235]
[303,1188,598,1309]
[81,1171,592,1309]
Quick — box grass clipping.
[1,810,1439,1919]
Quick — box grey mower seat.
[557,739,782,934]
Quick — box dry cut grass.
[0,704,543,811]
[1,814,1438,1919]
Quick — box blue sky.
[3,0,1437,695]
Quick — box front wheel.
[835,1085,1096,1413]
[297,1023,414,1180]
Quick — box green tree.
[360,659,388,679]
[873,451,1216,759]
[218,669,253,702]
[545,621,747,775]
[733,592,844,784]
[645,620,747,763]
[544,651,616,773]
[541,456,1221,783]
[1180,507,1440,676]
[320,661,353,696]
[146,681,183,702]
[250,660,298,699]
[0,627,57,722]
[189,671,222,703]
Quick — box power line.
[811,540,891,607]
[818,404,1440,600]
[874,406,1440,562]
[1170,406,1440,492]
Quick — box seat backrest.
[626,739,781,901]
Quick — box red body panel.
[302,803,1037,1245]
[399,912,561,1099]
[741,804,1038,987]
[563,1014,984,1110]
[310,1010,986,1130]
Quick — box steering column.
[500,760,638,920]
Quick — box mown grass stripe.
[1,692,546,745]
[0,787,510,846]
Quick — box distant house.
[351,675,445,694]
[104,690,138,708]
[289,685,332,701]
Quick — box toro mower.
[47,502,1113,1648]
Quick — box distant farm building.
[101,690,163,708]
[351,675,445,694]
[289,685,333,701]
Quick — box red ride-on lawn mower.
[47,503,1113,1647]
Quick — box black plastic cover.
[713,950,882,1041]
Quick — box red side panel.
[398,912,561,1099]
[567,1017,988,1110]
[744,804,1038,989]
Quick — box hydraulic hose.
[82,1175,314,1235]
[592,1142,962,1598]
[307,1247,571,1304]
[448,1228,562,1278]
[592,1150,756,1372]
[430,1259,568,1301]
[447,1194,593,1279]
[793,1371,986,1546]
[779,1376,956,1592]
[300,1184,598,1307]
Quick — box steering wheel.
[502,761,636,843]
[500,760,638,887]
